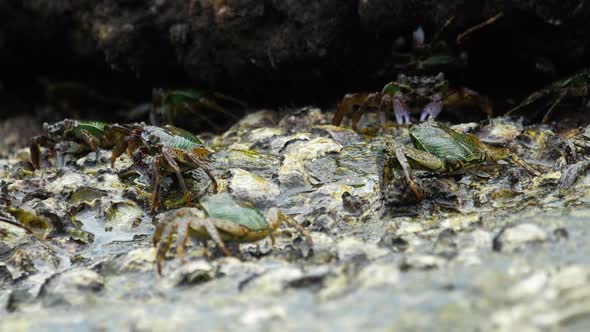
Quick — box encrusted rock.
[227,168,280,207]
[493,223,549,252]
[39,269,104,306]
[278,137,342,187]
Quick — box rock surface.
[2,111,590,331]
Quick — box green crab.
[381,121,540,199]
[333,73,492,130]
[151,89,246,133]
[29,119,127,169]
[153,194,313,274]
[110,123,218,213]
[507,68,590,123]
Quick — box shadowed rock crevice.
[2,0,590,110]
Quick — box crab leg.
[194,218,233,257]
[111,136,132,168]
[509,155,540,176]
[162,149,192,207]
[350,93,380,131]
[198,98,241,121]
[279,213,314,247]
[378,94,394,126]
[541,89,567,124]
[333,94,359,126]
[79,129,98,152]
[394,145,422,200]
[154,221,176,275]
[174,218,191,264]
[186,151,219,192]
[29,139,42,170]
[182,102,224,133]
[150,157,164,214]
[29,136,55,169]
[211,92,248,108]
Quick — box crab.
[151,88,247,133]
[380,121,540,200]
[29,119,128,169]
[507,68,590,123]
[152,193,313,274]
[110,123,218,213]
[333,73,492,131]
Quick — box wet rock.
[278,137,342,187]
[115,248,156,273]
[378,233,410,252]
[506,271,549,302]
[341,192,366,215]
[285,266,332,291]
[493,223,549,252]
[239,266,303,295]
[304,184,354,215]
[311,125,364,146]
[213,146,280,179]
[305,155,338,186]
[218,257,269,278]
[400,254,448,271]
[5,249,37,279]
[232,110,279,130]
[357,263,400,288]
[486,266,590,331]
[239,306,287,327]
[336,237,388,263]
[478,117,523,144]
[396,220,424,235]
[44,171,88,194]
[227,168,280,207]
[552,227,568,240]
[559,160,590,188]
[0,264,13,289]
[38,269,104,307]
[165,260,216,287]
[244,128,284,144]
[433,229,458,254]
[440,214,481,231]
[278,108,327,134]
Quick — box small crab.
[153,193,313,274]
[29,119,127,169]
[507,68,590,123]
[111,124,218,213]
[333,73,492,130]
[381,121,540,199]
[151,89,246,133]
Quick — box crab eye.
[148,134,159,144]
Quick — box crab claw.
[420,94,443,122]
[393,98,411,125]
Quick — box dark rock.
[493,223,548,252]
[378,233,409,252]
[3,1,590,108]
[553,227,569,240]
